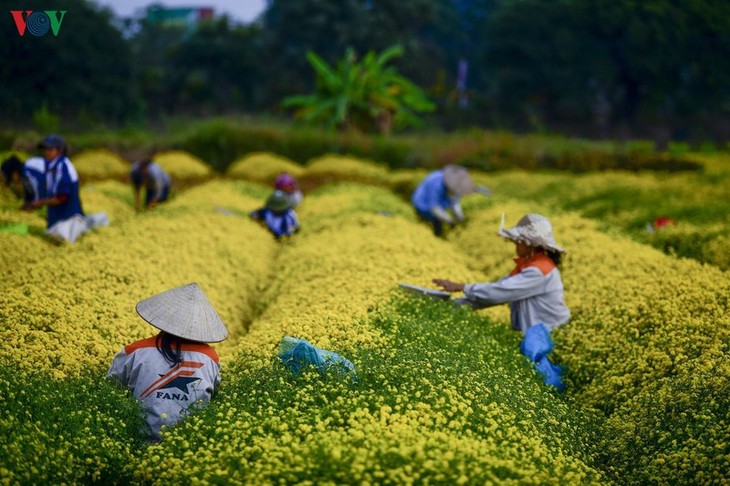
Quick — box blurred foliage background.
[3,0,730,148]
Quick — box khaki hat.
[443,165,475,196]
[498,213,565,253]
[136,283,229,343]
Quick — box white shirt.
[107,336,221,440]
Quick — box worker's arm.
[451,201,465,223]
[430,206,455,225]
[29,195,68,208]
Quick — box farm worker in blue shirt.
[1,155,47,209]
[28,135,85,228]
[249,190,300,240]
[130,158,171,212]
[412,165,489,237]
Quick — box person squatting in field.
[130,157,171,212]
[433,213,569,389]
[1,154,46,209]
[26,135,85,228]
[14,135,108,242]
[107,283,228,442]
[411,165,490,237]
[250,189,300,240]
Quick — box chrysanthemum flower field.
[0,151,728,485]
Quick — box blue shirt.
[45,156,84,228]
[21,157,47,203]
[251,208,300,238]
[411,170,456,212]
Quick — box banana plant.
[282,45,435,134]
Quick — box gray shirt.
[461,264,570,334]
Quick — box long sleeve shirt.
[411,170,460,221]
[107,336,221,441]
[462,253,570,334]
[21,157,46,204]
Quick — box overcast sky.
[93,0,267,24]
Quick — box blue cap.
[37,134,66,149]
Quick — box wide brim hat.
[498,213,565,253]
[266,190,292,212]
[136,283,229,343]
[443,165,475,196]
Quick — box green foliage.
[148,297,606,483]
[171,118,700,174]
[31,104,60,134]
[0,363,147,483]
[0,0,141,126]
[283,45,435,134]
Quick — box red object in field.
[653,217,676,229]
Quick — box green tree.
[480,0,730,140]
[259,0,458,110]
[282,45,435,134]
[0,0,142,127]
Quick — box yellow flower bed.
[226,152,304,183]
[453,198,730,482]
[133,183,603,484]
[72,149,130,180]
[0,180,277,378]
[154,150,213,180]
[2,156,727,484]
[0,150,31,162]
[304,154,391,186]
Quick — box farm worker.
[107,283,228,442]
[130,158,171,211]
[26,135,108,243]
[1,154,47,209]
[433,213,569,390]
[411,165,490,236]
[249,190,300,240]
[274,172,303,207]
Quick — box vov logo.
[10,10,67,37]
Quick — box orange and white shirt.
[462,253,570,333]
[107,336,221,440]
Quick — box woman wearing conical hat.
[107,283,228,441]
[411,165,491,237]
[434,213,569,333]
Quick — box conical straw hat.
[443,165,475,196]
[136,283,229,343]
[497,213,565,253]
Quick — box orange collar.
[509,252,556,277]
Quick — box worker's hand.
[432,279,465,292]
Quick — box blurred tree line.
[2,0,730,144]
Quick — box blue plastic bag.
[278,336,357,379]
[520,323,554,361]
[535,355,565,392]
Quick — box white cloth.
[107,337,221,441]
[461,266,570,334]
[46,215,89,243]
